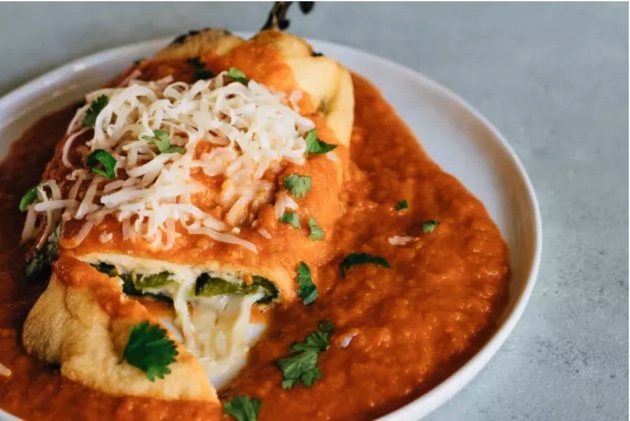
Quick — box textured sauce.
[0,74,508,420]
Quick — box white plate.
[0,34,542,421]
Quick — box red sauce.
[0,74,508,420]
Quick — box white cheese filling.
[82,254,269,388]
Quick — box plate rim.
[0,34,542,421]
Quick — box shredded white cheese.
[0,362,11,377]
[388,235,416,246]
[22,72,315,252]
[340,332,358,349]
[257,228,271,239]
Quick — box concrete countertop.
[0,2,627,420]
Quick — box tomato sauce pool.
[0,74,509,420]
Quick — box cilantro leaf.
[340,253,391,278]
[279,211,301,229]
[290,321,334,353]
[283,174,312,198]
[124,321,178,381]
[142,129,186,154]
[25,249,48,280]
[87,149,117,179]
[26,224,61,281]
[19,184,41,211]
[296,262,318,305]
[82,95,108,127]
[308,217,325,241]
[304,129,337,157]
[395,199,408,211]
[227,67,249,84]
[277,321,334,389]
[422,220,439,233]
[186,57,213,80]
[224,395,262,421]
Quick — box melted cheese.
[79,253,267,387]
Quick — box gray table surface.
[0,2,627,420]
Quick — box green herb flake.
[25,224,60,281]
[86,149,117,179]
[224,395,262,421]
[142,129,186,154]
[227,67,249,84]
[186,56,213,80]
[277,321,334,389]
[279,211,301,229]
[308,217,325,241]
[340,253,391,278]
[283,174,312,198]
[25,249,47,280]
[296,262,318,305]
[422,220,439,233]
[19,184,40,211]
[395,200,408,211]
[124,321,178,382]
[304,129,337,157]
[81,95,109,127]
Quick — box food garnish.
[308,217,324,241]
[124,321,178,382]
[25,225,59,281]
[186,56,213,80]
[224,395,262,421]
[86,149,117,179]
[280,211,301,229]
[277,320,334,389]
[422,220,439,233]
[304,129,337,157]
[227,67,249,84]
[19,184,40,211]
[395,199,408,211]
[142,129,186,154]
[81,95,108,127]
[283,174,312,198]
[296,262,318,305]
[340,253,391,278]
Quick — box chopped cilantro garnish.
[279,211,301,229]
[25,224,60,280]
[186,57,213,80]
[395,200,408,211]
[308,217,324,241]
[340,253,391,278]
[25,249,47,280]
[277,321,334,389]
[142,129,186,154]
[124,321,178,381]
[304,129,337,157]
[296,262,318,305]
[283,174,312,198]
[227,67,249,84]
[224,395,262,421]
[19,184,40,211]
[81,95,108,127]
[86,149,117,179]
[422,220,439,233]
